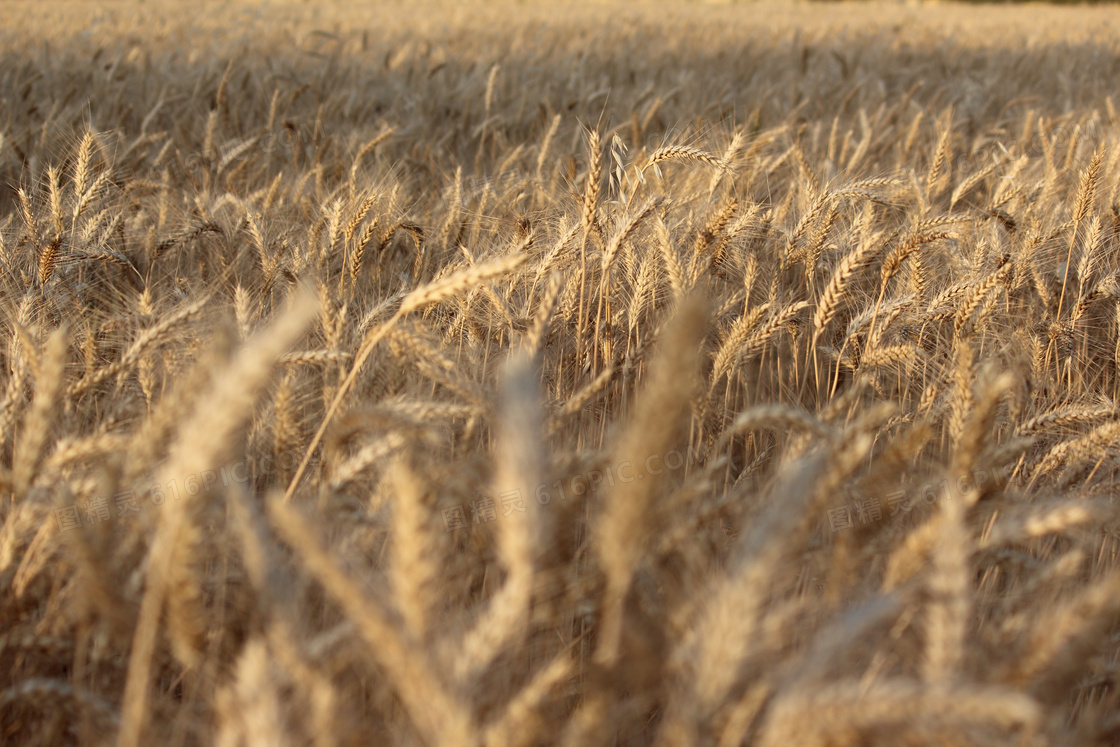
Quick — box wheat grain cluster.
[5,1,1120,744]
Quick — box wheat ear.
[117,287,319,747]
[1056,145,1103,322]
[596,296,706,664]
[283,252,527,503]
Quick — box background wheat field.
[8,0,1120,744]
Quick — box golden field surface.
[7,0,1120,744]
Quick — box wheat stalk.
[284,251,527,502]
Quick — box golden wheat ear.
[117,286,320,747]
[595,295,707,666]
[449,352,548,691]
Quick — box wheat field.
[6,0,1120,744]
